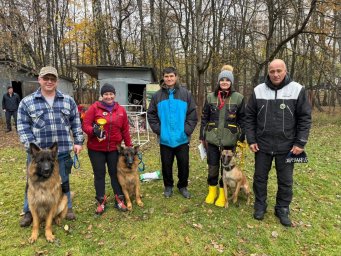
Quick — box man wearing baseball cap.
[17,66,84,226]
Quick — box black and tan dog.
[117,145,144,211]
[221,149,251,208]
[27,142,68,243]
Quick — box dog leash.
[236,141,247,171]
[137,152,145,172]
[73,153,80,169]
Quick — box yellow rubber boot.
[205,186,218,204]
[215,188,226,207]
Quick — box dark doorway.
[128,84,146,109]
[11,81,23,99]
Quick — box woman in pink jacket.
[82,83,132,214]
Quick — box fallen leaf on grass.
[35,250,48,255]
[271,231,279,238]
[211,240,224,253]
[246,223,254,229]
[185,236,191,244]
[85,234,92,239]
[192,223,203,229]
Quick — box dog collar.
[221,164,235,171]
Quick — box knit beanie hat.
[100,83,116,96]
[217,70,234,86]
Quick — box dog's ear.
[49,142,58,159]
[134,145,140,154]
[29,143,41,158]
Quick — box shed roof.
[76,65,157,82]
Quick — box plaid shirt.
[17,89,84,153]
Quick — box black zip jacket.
[245,75,312,154]
[2,92,20,111]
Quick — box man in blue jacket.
[147,67,198,199]
[245,59,312,227]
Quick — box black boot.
[253,209,266,220]
[19,212,32,227]
[275,207,292,227]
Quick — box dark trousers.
[206,143,236,187]
[88,149,123,200]
[207,143,223,187]
[160,143,189,189]
[253,151,294,211]
[5,110,17,130]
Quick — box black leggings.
[88,149,123,200]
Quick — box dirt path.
[0,123,23,149]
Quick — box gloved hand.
[93,123,106,139]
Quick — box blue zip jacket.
[147,82,198,148]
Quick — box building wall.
[0,64,74,121]
[98,69,154,105]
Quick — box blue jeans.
[23,152,73,213]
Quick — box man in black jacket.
[245,59,312,227]
[2,86,20,132]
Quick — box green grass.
[0,111,340,255]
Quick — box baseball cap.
[39,66,58,78]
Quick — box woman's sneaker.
[114,194,127,212]
[95,195,107,215]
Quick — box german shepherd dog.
[117,145,144,211]
[27,142,68,243]
[221,149,251,208]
